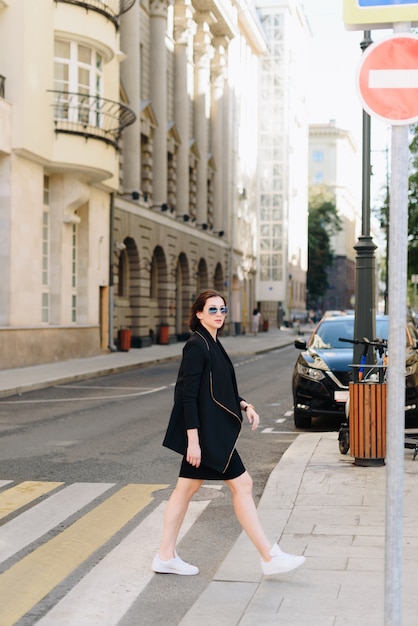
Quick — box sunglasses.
[207,306,228,315]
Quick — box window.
[313,171,324,184]
[42,176,50,323]
[54,40,103,126]
[42,211,49,288]
[118,249,129,297]
[313,150,324,162]
[71,224,77,322]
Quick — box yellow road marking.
[0,483,168,625]
[0,481,63,519]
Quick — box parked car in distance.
[292,314,418,429]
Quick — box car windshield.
[310,318,390,349]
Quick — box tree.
[307,187,342,310]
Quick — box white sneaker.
[261,544,305,576]
[152,551,199,576]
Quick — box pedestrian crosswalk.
[0,480,213,625]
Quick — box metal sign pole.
[384,22,411,626]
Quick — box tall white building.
[255,0,310,326]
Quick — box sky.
[301,0,392,209]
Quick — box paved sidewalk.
[179,433,418,626]
[0,326,304,398]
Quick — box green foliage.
[373,124,418,283]
[307,188,342,308]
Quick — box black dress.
[177,332,246,480]
[179,448,245,480]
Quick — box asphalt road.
[0,345,339,625]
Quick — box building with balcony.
[0,0,312,367]
[0,0,136,367]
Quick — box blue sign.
[359,0,417,5]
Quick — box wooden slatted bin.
[349,382,387,466]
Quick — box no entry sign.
[357,35,418,124]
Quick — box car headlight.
[297,362,325,381]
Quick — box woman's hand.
[246,406,260,431]
[186,429,201,467]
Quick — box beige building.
[0,0,266,367]
[0,0,138,368]
[308,120,360,311]
[115,0,266,346]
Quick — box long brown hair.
[189,290,227,331]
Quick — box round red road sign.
[357,34,418,125]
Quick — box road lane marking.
[0,481,63,520]
[0,483,167,626]
[0,482,115,564]
[56,385,155,391]
[0,386,168,404]
[275,418,286,423]
[261,428,297,434]
[36,499,210,626]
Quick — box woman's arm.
[182,340,207,430]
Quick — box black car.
[292,314,418,429]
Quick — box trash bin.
[262,319,269,332]
[234,322,242,336]
[118,328,131,352]
[158,323,169,345]
[349,381,387,466]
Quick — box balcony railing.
[55,0,136,28]
[0,75,5,99]
[48,90,136,149]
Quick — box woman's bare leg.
[226,471,272,562]
[158,477,203,560]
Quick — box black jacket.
[163,324,243,473]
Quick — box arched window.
[118,249,129,297]
[150,258,158,299]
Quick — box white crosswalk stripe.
[37,500,209,626]
[0,483,115,564]
[0,480,211,626]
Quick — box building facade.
[0,0,267,368]
[114,0,266,346]
[308,120,360,312]
[0,0,137,368]
[255,0,310,327]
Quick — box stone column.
[194,14,213,226]
[120,1,141,194]
[150,0,169,208]
[211,38,226,233]
[174,0,195,218]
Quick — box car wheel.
[294,408,312,429]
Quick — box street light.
[353,30,377,367]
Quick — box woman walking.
[152,290,305,576]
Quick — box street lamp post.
[353,30,377,367]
